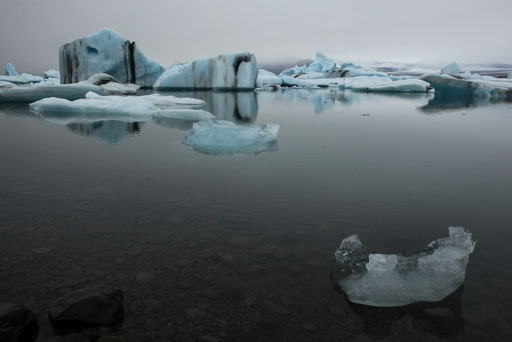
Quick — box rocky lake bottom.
[1,89,511,341]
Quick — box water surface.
[0,89,511,341]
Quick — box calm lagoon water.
[1,88,511,341]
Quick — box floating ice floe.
[331,227,475,307]
[350,79,433,93]
[0,73,141,102]
[282,75,433,93]
[0,70,43,85]
[182,120,279,155]
[441,62,462,75]
[420,73,512,100]
[59,28,165,87]
[154,52,258,90]
[256,69,283,89]
[30,91,205,120]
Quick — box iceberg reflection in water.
[331,227,475,307]
[156,90,259,124]
[345,286,465,338]
[66,121,145,145]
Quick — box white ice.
[154,52,258,90]
[0,73,43,85]
[30,91,205,118]
[0,73,142,102]
[332,227,476,307]
[256,69,283,88]
[350,79,433,93]
[441,62,462,75]
[182,120,279,155]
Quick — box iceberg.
[4,63,18,76]
[154,52,258,90]
[59,28,165,87]
[30,91,205,118]
[0,81,16,89]
[182,120,279,155]
[256,69,283,89]
[339,62,390,78]
[331,227,476,307]
[420,73,512,100]
[0,73,43,85]
[0,73,142,102]
[351,79,433,93]
[441,62,462,75]
[44,69,60,79]
[280,52,338,76]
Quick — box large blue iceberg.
[59,28,165,87]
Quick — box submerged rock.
[59,28,165,87]
[154,52,258,90]
[48,285,124,336]
[331,227,476,307]
[0,303,38,342]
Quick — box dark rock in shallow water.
[48,285,124,337]
[59,28,164,87]
[0,303,38,342]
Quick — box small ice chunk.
[441,62,462,75]
[4,63,18,76]
[331,227,476,307]
[507,72,512,79]
[182,120,279,155]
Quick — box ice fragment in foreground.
[331,227,475,307]
[182,120,279,155]
[441,62,462,75]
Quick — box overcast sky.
[1,0,511,74]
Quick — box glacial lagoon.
[1,88,512,341]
